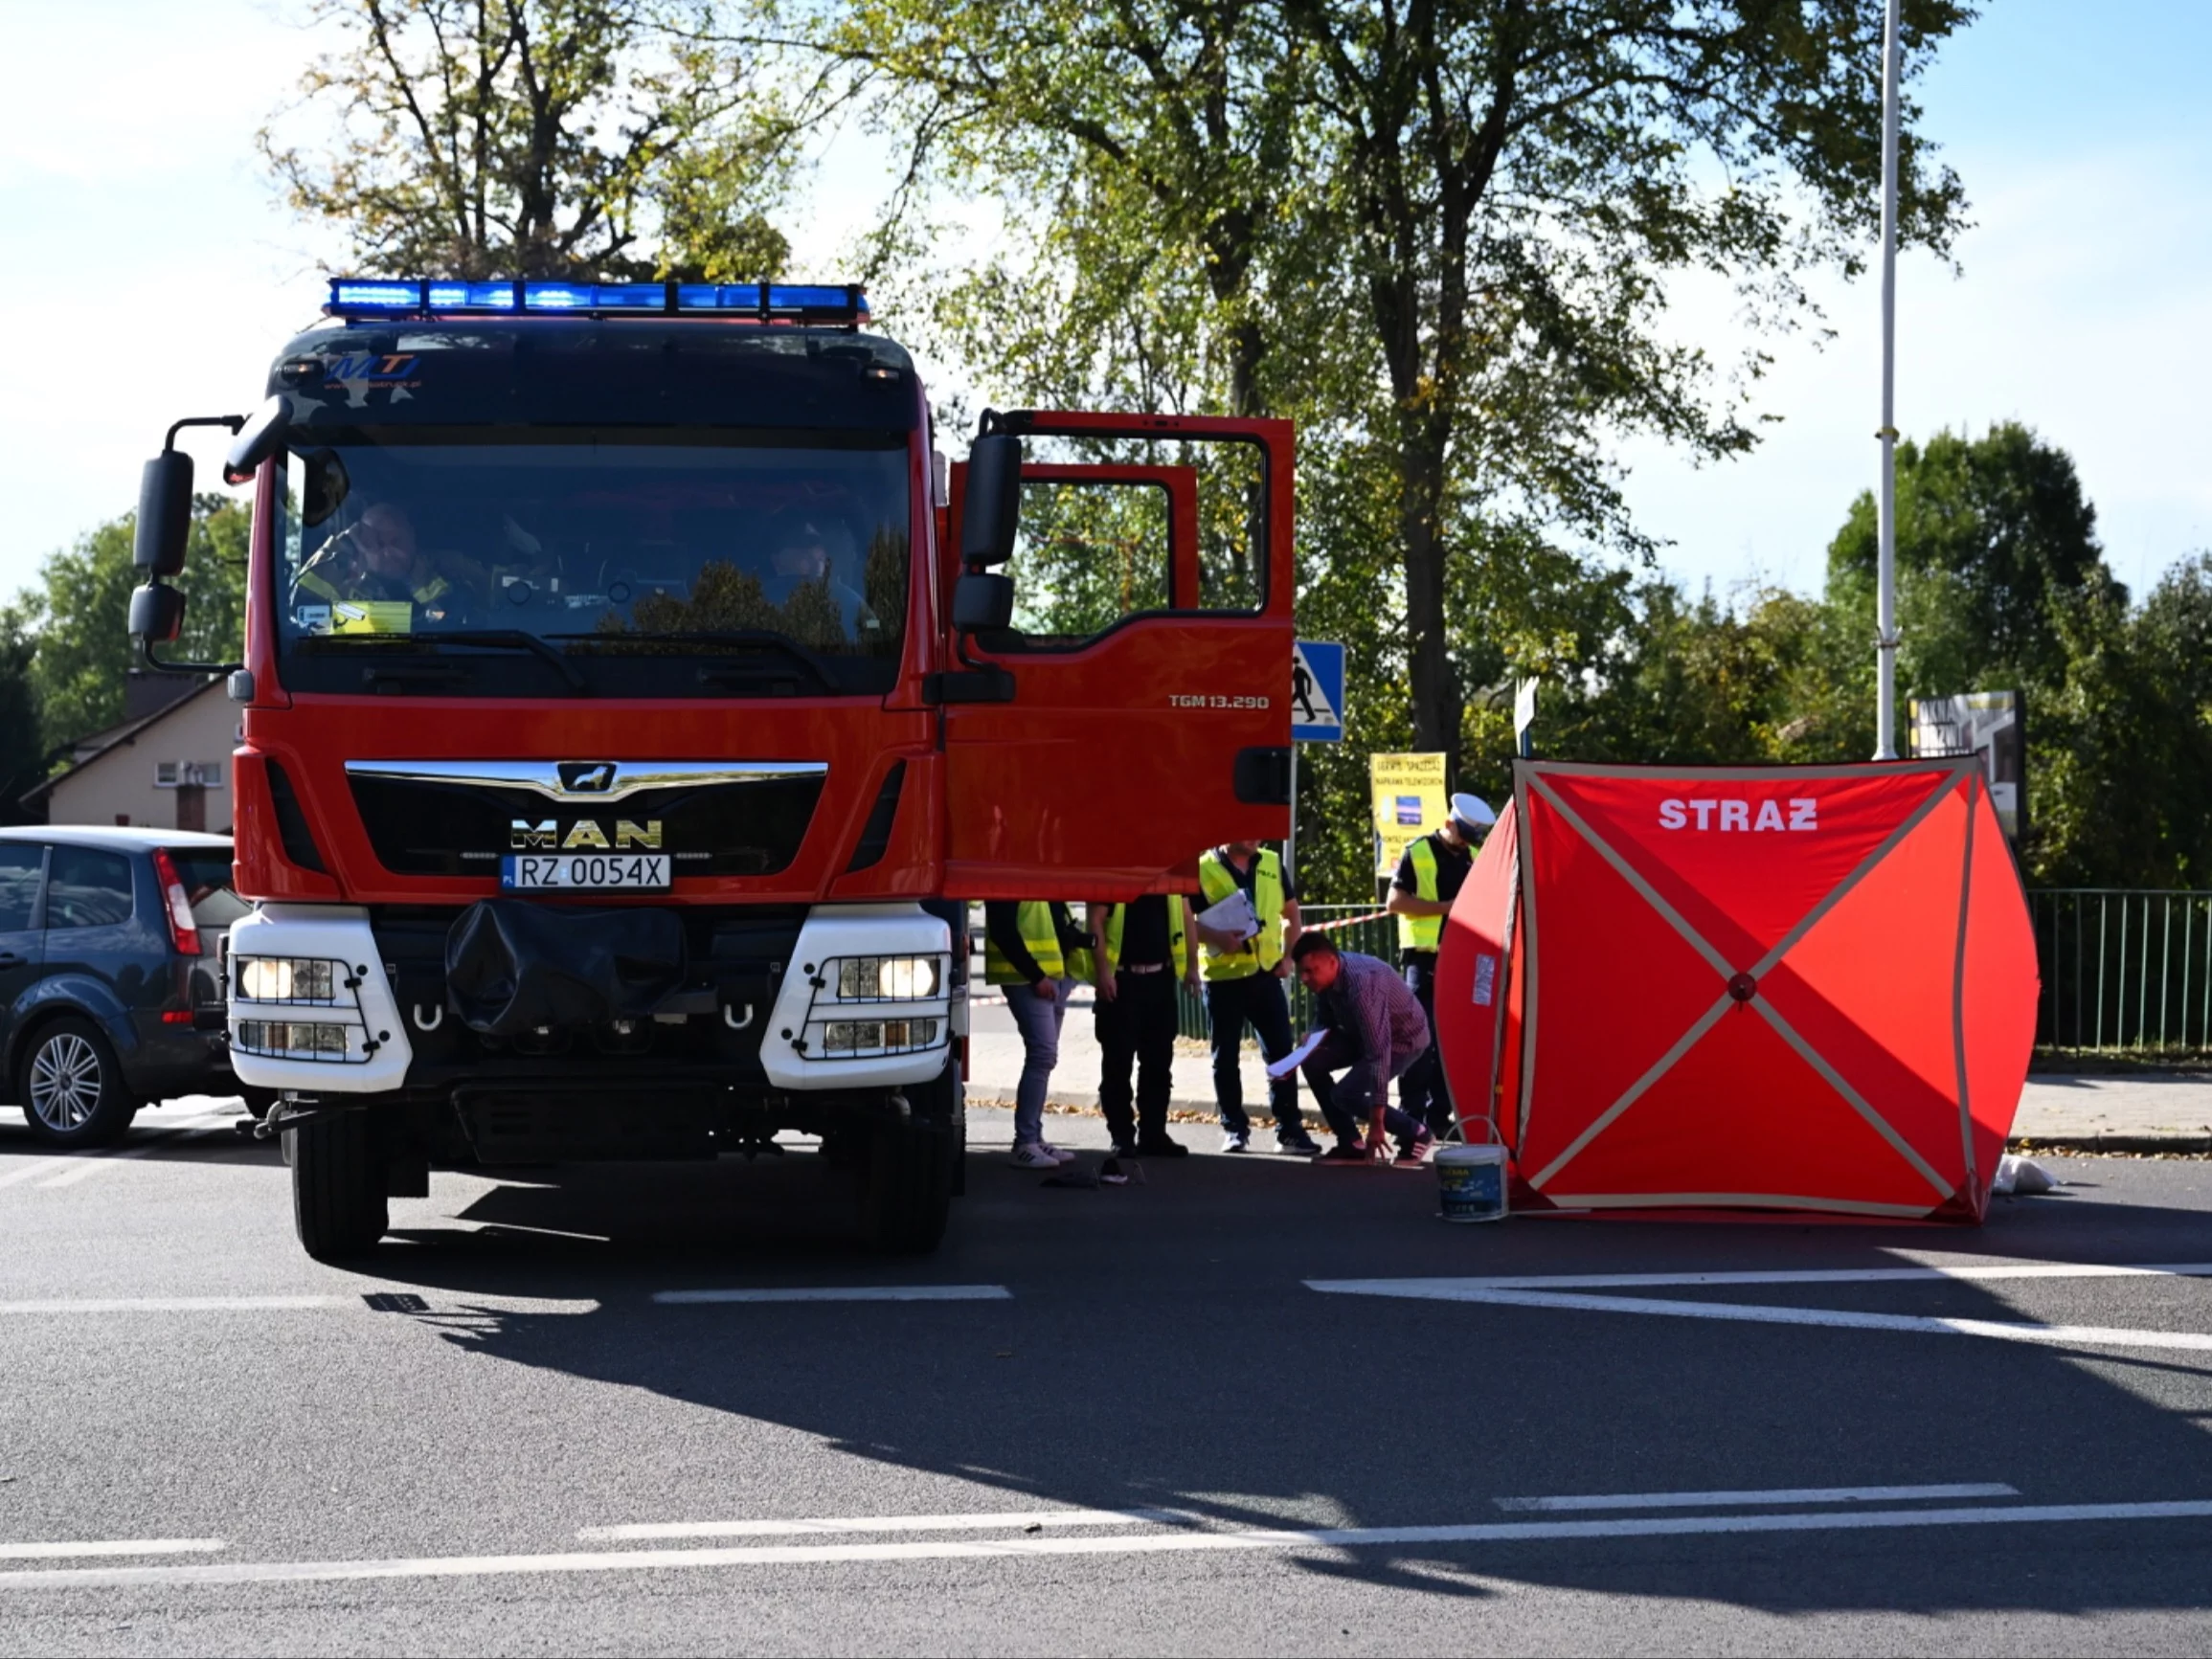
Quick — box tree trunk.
[1397,420,1457,782]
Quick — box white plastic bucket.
[1436,1132,1507,1223]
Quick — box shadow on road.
[246,1140,2212,1618]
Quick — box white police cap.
[1450,793,1497,831]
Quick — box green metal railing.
[2033,889,2212,1057]
[1174,905,1398,1042]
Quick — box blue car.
[0,826,254,1148]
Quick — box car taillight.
[151,848,201,956]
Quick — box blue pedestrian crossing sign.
[1291,640,1344,742]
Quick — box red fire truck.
[127,279,1292,1260]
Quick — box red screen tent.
[1435,760,2038,1222]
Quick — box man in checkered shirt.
[1288,931,1436,1163]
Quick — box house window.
[155,762,178,788]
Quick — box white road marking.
[0,1156,75,1191]
[0,1291,600,1316]
[1316,1261,2212,1292]
[651,1285,1012,1304]
[580,1507,1194,1541]
[0,1296,351,1315]
[1495,1483,2018,1513]
[0,1539,225,1561]
[4,1500,2212,1590]
[1308,1281,2212,1353]
[35,1129,220,1189]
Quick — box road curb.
[965,1092,2212,1154]
[2009,1134,2212,1155]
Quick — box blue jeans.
[1003,978,1070,1147]
[1204,971,1307,1139]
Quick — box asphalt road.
[2,1095,2211,1656]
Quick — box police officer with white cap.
[1385,792,1495,1136]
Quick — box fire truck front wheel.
[859,1064,959,1254]
[288,1111,389,1260]
[859,1116,954,1254]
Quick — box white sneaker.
[1037,1140,1079,1164]
[1009,1143,1062,1170]
[1220,1130,1250,1154]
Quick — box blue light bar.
[328,280,423,311]
[767,284,864,311]
[426,280,515,310]
[325,277,869,322]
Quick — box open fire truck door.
[937,412,1295,898]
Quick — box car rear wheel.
[18,1018,137,1149]
[288,1111,388,1260]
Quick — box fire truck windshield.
[273,426,912,698]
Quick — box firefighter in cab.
[1385,792,1495,1136]
[292,502,480,633]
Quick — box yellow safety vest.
[1100,899,1188,979]
[984,901,1079,986]
[1196,848,1285,981]
[1398,835,1444,953]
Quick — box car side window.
[45,847,134,930]
[0,845,42,931]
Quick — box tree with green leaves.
[0,614,46,824]
[1822,421,2119,745]
[14,499,249,756]
[814,0,1975,794]
[264,0,799,280]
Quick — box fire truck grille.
[348,773,826,878]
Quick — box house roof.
[22,676,227,807]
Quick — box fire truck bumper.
[225,901,959,1098]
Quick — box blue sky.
[1,0,2205,606]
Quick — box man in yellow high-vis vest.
[1090,892,1200,1158]
[1192,841,1323,1155]
[983,900,1092,1169]
[1385,792,1494,1135]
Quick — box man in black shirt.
[1091,893,1200,1158]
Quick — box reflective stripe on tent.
[1434,760,2038,1222]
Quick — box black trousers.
[1205,971,1306,1137]
[1399,952,1456,1136]
[1096,969,1178,1145]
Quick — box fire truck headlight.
[234,1020,356,1061]
[821,1018,940,1056]
[829,955,942,1002]
[236,957,347,1004]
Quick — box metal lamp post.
[1873,0,1903,761]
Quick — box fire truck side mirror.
[959,434,1021,567]
[222,395,292,487]
[128,582,188,646]
[952,572,1015,632]
[134,452,194,577]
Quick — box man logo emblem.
[559,762,617,794]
